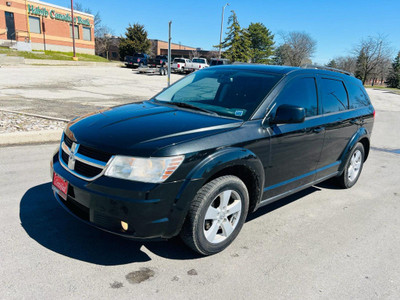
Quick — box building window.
[82,26,91,41]
[69,25,79,39]
[29,16,41,34]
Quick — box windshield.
[154,68,282,120]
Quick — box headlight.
[105,155,184,183]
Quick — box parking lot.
[0,66,400,299]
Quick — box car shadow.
[246,186,321,222]
[19,183,201,265]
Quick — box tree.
[73,2,104,38]
[247,22,274,64]
[353,35,392,84]
[326,59,337,68]
[119,23,151,60]
[95,26,117,59]
[218,11,250,63]
[274,32,316,66]
[334,56,357,74]
[387,52,400,88]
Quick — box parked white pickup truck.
[184,58,209,72]
[171,58,191,74]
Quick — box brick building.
[0,0,95,54]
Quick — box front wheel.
[337,142,365,188]
[180,175,249,255]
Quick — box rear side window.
[273,77,318,118]
[346,83,371,109]
[321,78,348,114]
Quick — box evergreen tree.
[119,23,151,60]
[326,59,338,68]
[387,52,400,88]
[355,49,367,82]
[218,11,250,62]
[247,22,274,64]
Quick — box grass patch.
[0,47,109,62]
[365,85,400,95]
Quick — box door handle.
[313,127,324,133]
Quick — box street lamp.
[219,3,230,59]
[70,0,77,60]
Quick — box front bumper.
[51,152,195,240]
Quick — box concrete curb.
[0,129,63,146]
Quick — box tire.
[180,175,249,255]
[337,142,365,188]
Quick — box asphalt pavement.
[0,86,399,299]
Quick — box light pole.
[219,3,229,59]
[70,0,77,60]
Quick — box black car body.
[147,55,168,68]
[124,53,148,68]
[51,65,374,255]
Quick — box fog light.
[121,221,128,231]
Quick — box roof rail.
[301,64,354,77]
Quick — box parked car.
[51,65,374,255]
[210,58,231,66]
[145,55,168,75]
[125,53,148,68]
[171,57,191,73]
[184,58,209,72]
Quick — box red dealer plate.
[53,172,68,200]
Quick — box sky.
[48,0,400,64]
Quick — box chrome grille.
[59,134,113,181]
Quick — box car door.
[262,76,326,200]
[314,76,358,180]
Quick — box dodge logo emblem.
[68,142,79,170]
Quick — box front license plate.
[53,172,68,200]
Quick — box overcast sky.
[48,0,400,64]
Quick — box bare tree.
[274,31,316,66]
[95,26,117,60]
[333,56,357,74]
[353,35,392,84]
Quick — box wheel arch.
[338,127,370,174]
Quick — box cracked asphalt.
[0,66,399,299]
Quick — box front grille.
[78,145,112,163]
[63,195,90,221]
[60,135,113,181]
[61,150,69,164]
[74,160,103,178]
[64,134,74,148]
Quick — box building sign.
[27,5,91,26]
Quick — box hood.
[66,101,242,156]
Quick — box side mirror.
[270,104,305,124]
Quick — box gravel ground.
[0,111,67,134]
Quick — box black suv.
[51,65,374,255]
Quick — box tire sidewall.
[343,143,365,188]
[193,177,249,254]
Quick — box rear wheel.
[337,142,365,188]
[180,175,249,255]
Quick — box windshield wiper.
[168,101,218,116]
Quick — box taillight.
[137,58,140,62]
[373,110,376,118]
[160,60,162,64]
[199,65,201,68]
[178,64,180,68]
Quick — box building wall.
[0,0,95,54]
[151,39,197,56]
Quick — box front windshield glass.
[154,68,282,120]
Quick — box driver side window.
[272,77,318,118]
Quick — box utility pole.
[70,0,77,60]
[168,21,172,87]
[219,3,229,59]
